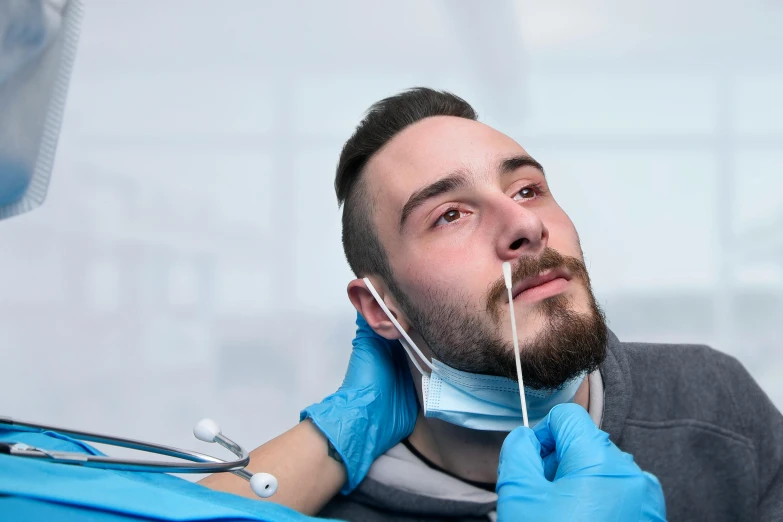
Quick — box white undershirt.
[587,369,605,427]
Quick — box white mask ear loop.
[362,278,434,376]
[398,338,428,377]
[503,262,529,428]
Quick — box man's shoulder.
[619,339,737,378]
[610,341,783,521]
[614,339,772,433]
[610,339,783,520]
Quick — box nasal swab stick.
[502,262,529,428]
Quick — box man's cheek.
[542,209,580,245]
[547,228,583,259]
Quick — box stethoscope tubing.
[0,416,250,475]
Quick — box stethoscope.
[0,416,279,498]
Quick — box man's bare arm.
[199,419,346,516]
[201,313,418,515]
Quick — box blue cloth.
[0,428,336,522]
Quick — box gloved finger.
[532,403,591,457]
[342,345,383,384]
[342,313,404,387]
[340,316,418,438]
[342,336,397,389]
[496,427,548,491]
[535,403,636,479]
[542,450,558,482]
[388,332,419,434]
[390,335,418,395]
[354,312,411,374]
[642,471,667,521]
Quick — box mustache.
[485,248,590,319]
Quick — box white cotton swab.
[502,262,529,428]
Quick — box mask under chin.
[421,358,586,431]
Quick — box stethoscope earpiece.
[250,472,279,498]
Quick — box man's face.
[363,116,606,388]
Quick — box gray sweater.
[317,330,783,521]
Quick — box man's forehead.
[363,116,528,209]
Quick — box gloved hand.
[300,313,418,494]
[496,404,666,522]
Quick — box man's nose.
[493,196,549,261]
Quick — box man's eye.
[513,186,539,201]
[435,209,462,226]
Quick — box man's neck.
[407,377,591,484]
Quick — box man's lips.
[506,268,571,303]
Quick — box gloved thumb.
[534,403,634,479]
[642,471,668,520]
[496,427,548,492]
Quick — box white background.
[1,0,781,476]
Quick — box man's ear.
[347,278,409,340]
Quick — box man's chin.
[405,273,606,389]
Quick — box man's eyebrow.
[500,155,546,177]
[399,172,470,231]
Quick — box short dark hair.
[335,87,478,284]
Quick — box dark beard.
[390,248,608,390]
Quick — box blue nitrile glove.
[300,313,418,494]
[496,404,666,522]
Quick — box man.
[0,5,664,519]
[312,88,783,521]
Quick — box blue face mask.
[363,278,585,431]
[421,357,584,430]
